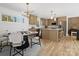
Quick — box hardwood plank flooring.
[38,36,79,56]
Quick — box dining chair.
[0,30,8,52]
[30,29,41,47]
[9,32,29,56]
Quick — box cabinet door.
[41,19,48,26]
[48,19,57,26]
[48,19,53,26]
[42,29,49,40]
[57,16,66,36]
[49,30,58,41]
[57,16,66,25]
[29,15,37,25]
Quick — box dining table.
[21,31,38,47]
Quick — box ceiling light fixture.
[53,13,56,21]
[23,3,33,18]
[50,10,53,19]
[50,10,56,21]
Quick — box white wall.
[0,6,29,33]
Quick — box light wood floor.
[38,36,79,56]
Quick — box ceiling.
[0,3,79,18]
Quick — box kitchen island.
[42,28,63,41]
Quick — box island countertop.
[42,28,63,41]
[42,28,63,30]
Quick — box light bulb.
[60,21,62,25]
[54,17,56,21]
[53,14,56,21]
[50,16,53,19]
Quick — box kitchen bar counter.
[42,28,62,30]
[42,28,63,41]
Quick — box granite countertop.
[42,28,63,30]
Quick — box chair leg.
[39,38,41,46]
[30,38,32,48]
[22,49,24,56]
[14,48,15,53]
[10,45,12,56]
[0,47,2,52]
[13,49,24,56]
[7,40,9,46]
[0,41,3,52]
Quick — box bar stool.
[59,30,64,38]
[71,31,77,39]
[58,28,64,40]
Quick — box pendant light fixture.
[50,10,56,21]
[23,3,33,18]
[50,10,53,19]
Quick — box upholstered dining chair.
[0,30,8,52]
[30,29,41,47]
[9,32,29,56]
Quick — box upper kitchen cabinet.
[68,17,79,30]
[48,19,57,26]
[29,14,37,25]
[41,19,55,26]
[41,19,48,26]
[57,16,66,25]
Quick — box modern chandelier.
[50,10,53,19]
[50,10,56,21]
[23,3,33,18]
